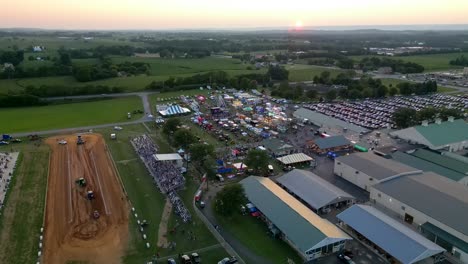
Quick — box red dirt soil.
[43,134,129,264]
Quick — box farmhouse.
[370,172,468,263]
[334,152,421,191]
[337,205,445,264]
[276,169,354,214]
[389,118,468,152]
[241,176,351,261]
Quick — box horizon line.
[2,23,468,32]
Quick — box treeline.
[0,94,45,108]
[359,57,425,73]
[393,107,463,128]
[146,65,288,91]
[449,55,468,66]
[24,85,124,97]
[396,81,437,95]
[73,58,150,82]
[0,50,24,66]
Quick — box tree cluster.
[449,55,468,66]
[0,94,45,108]
[397,81,437,95]
[392,107,463,128]
[359,57,425,73]
[267,65,289,81]
[0,50,24,66]
[244,149,270,176]
[73,60,150,82]
[24,84,123,97]
[214,184,247,217]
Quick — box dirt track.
[44,134,129,264]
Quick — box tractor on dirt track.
[75,178,86,187]
[77,135,85,145]
[87,190,95,200]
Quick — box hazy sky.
[2,0,468,30]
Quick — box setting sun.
[295,20,303,27]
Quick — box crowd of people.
[131,134,191,223]
[303,94,468,130]
[0,153,16,210]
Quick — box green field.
[286,64,344,82]
[0,97,143,133]
[351,52,468,72]
[0,145,49,264]
[215,210,302,264]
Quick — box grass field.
[215,210,303,264]
[350,52,468,72]
[0,144,49,264]
[95,124,228,263]
[286,64,344,82]
[0,96,143,133]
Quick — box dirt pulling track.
[44,134,129,264]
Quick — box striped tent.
[159,104,190,116]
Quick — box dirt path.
[157,199,173,248]
[43,134,129,264]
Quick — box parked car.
[338,253,356,264]
[167,258,176,264]
[0,141,9,145]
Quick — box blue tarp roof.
[337,205,445,264]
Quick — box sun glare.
[295,20,303,28]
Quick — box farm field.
[350,52,468,72]
[0,144,49,264]
[0,96,143,134]
[286,64,344,82]
[43,134,129,264]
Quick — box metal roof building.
[370,172,468,262]
[241,176,351,261]
[313,135,351,150]
[276,169,354,213]
[389,119,468,152]
[293,108,369,134]
[276,153,314,166]
[337,205,445,264]
[334,152,421,190]
[392,151,468,184]
[261,138,296,157]
[410,149,468,175]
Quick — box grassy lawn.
[0,96,143,133]
[351,52,468,72]
[286,64,344,82]
[215,211,303,264]
[0,143,49,264]
[95,124,228,263]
